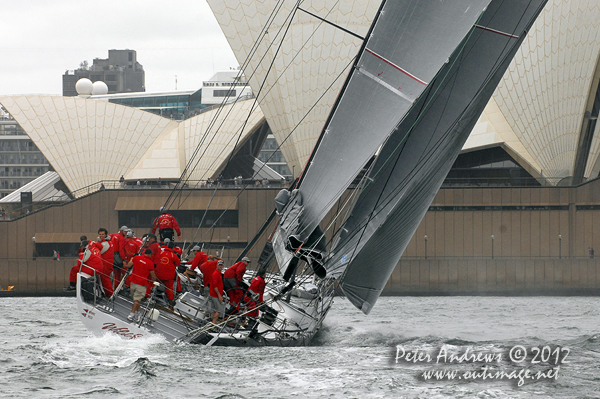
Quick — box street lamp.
[424,235,428,259]
[559,235,562,259]
[227,235,231,262]
[491,235,495,259]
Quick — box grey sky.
[0,0,238,95]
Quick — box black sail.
[327,0,549,314]
[274,0,492,272]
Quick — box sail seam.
[474,24,519,39]
[364,48,428,85]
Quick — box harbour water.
[1,296,599,398]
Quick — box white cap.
[192,246,201,251]
[120,225,128,231]
[217,260,224,265]
[242,257,251,263]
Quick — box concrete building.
[62,49,145,96]
[0,110,50,198]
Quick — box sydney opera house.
[2,0,600,295]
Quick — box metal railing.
[0,177,290,221]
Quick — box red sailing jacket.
[248,275,266,302]
[99,237,115,269]
[151,213,181,236]
[111,231,126,258]
[224,261,246,284]
[200,260,218,287]
[156,248,180,280]
[190,251,208,271]
[122,238,141,262]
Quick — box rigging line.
[174,0,288,183]
[297,7,364,41]
[165,6,304,212]
[168,45,359,252]
[164,0,346,218]
[219,3,302,175]
[295,0,387,188]
[174,0,344,198]
[211,0,305,175]
[163,0,294,208]
[185,187,218,256]
[173,53,360,246]
[164,2,317,215]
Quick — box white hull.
[75,272,334,346]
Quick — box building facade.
[0,113,49,198]
[63,49,145,96]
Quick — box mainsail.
[274,0,493,274]
[328,0,549,313]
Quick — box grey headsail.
[327,0,549,314]
[274,0,492,275]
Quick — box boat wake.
[39,332,167,369]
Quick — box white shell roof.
[208,0,380,178]
[0,95,179,194]
[0,171,69,203]
[211,0,600,185]
[126,99,265,182]
[0,95,264,195]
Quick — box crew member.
[244,269,266,318]
[223,257,250,306]
[189,245,208,272]
[199,255,221,295]
[210,260,226,324]
[146,234,161,267]
[121,230,141,264]
[111,226,128,282]
[126,249,156,321]
[156,241,181,304]
[151,207,181,243]
[83,239,114,296]
[65,238,88,290]
[98,228,115,291]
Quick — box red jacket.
[210,269,223,298]
[224,261,246,284]
[190,251,208,271]
[99,237,115,269]
[111,232,126,258]
[151,213,181,236]
[156,248,180,280]
[200,260,218,287]
[81,244,103,272]
[130,255,154,286]
[147,241,161,265]
[248,275,266,302]
[122,237,141,262]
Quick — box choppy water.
[1,296,600,398]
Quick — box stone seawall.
[383,258,600,295]
[1,258,600,297]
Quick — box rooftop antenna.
[175,75,177,90]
